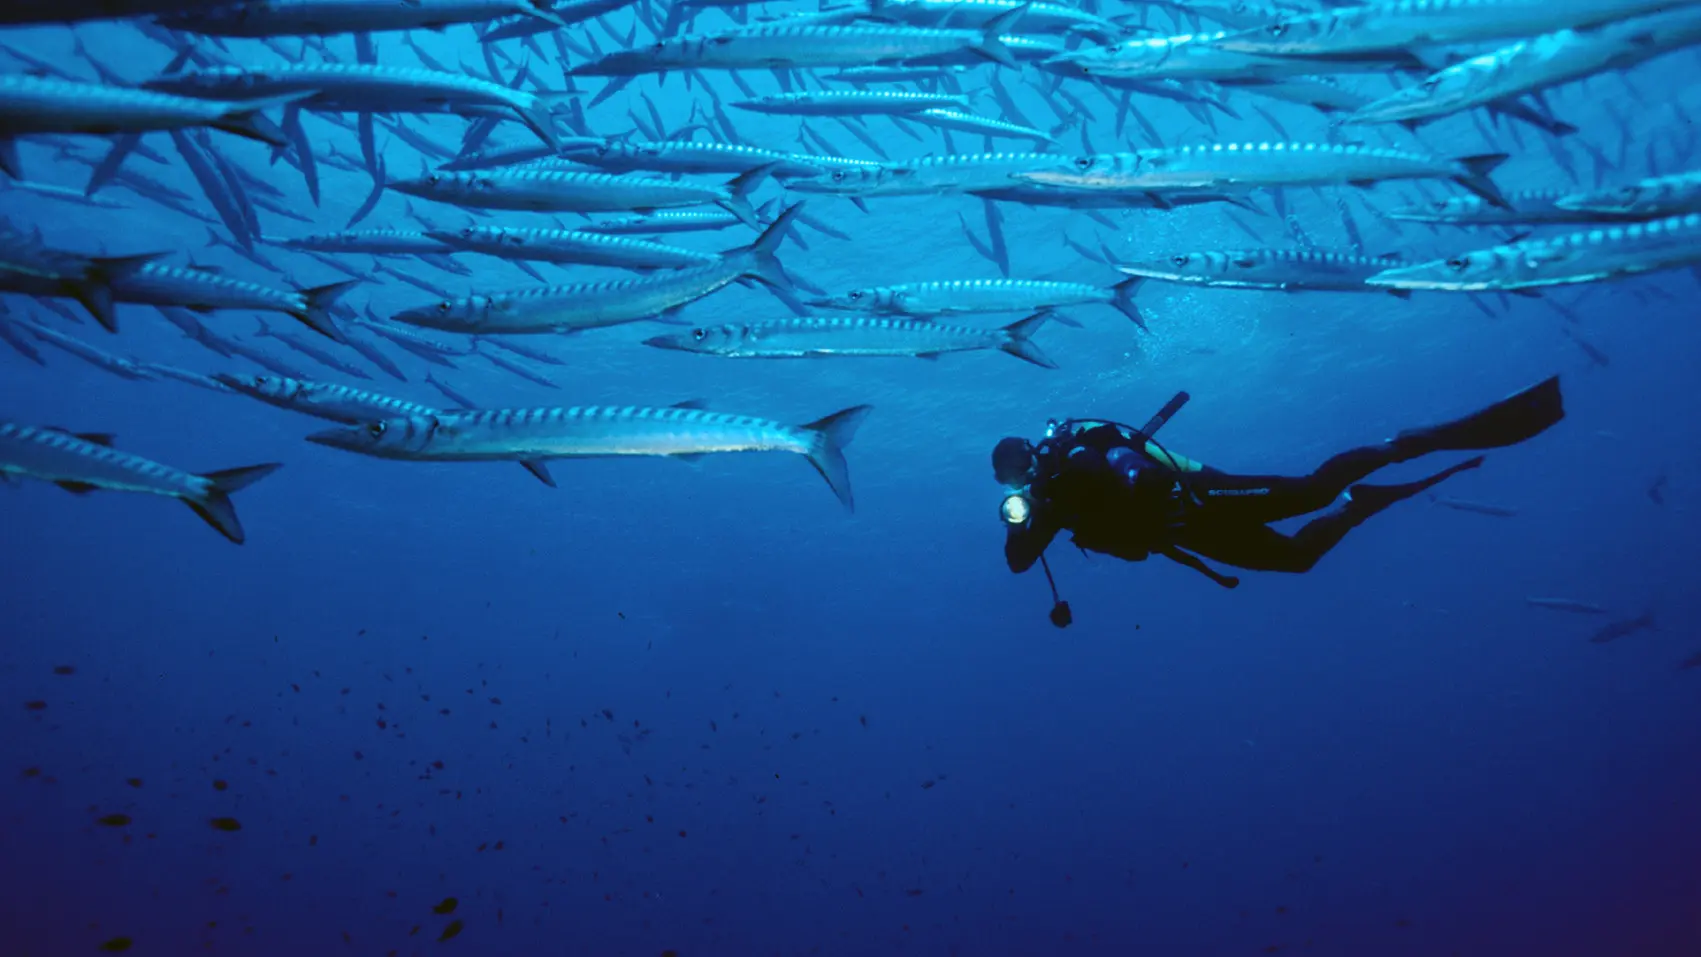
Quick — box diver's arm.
[1005,517,1059,574]
[1157,545,1240,589]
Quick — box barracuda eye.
[1073,156,1092,170]
[1445,257,1469,272]
[848,290,863,301]
[831,170,846,181]
[1172,254,1189,267]
[692,328,706,341]
[427,174,441,186]
[1432,200,1449,210]
[436,300,452,313]
[1267,23,1288,37]
[367,422,387,438]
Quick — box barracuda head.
[307,414,441,458]
[1114,253,1220,284]
[212,373,306,404]
[1348,67,1480,126]
[807,288,883,311]
[1364,249,1509,293]
[1554,183,1653,215]
[785,165,892,195]
[642,325,739,355]
[1210,11,1331,55]
[392,296,485,332]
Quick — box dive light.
[1000,493,1031,526]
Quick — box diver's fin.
[1392,375,1564,459]
[1348,456,1484,514]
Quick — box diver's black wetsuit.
[998,376,1565,588]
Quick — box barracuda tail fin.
[972,5,1028,68]
[802,404,874,511]
[718,161,779,229]
[1000,312,1057,369]
[297,280,360,343]
[1453,153,1511,211]
[1110,276,1146,329]
[187,463,283,545]
[732,201,807,311]
[212,92,316,148]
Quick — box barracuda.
[643,313,1057,367]
[424,225,716,270]
[864,0,1117,36]
[908,109,1053,144]
[1348,8,1701,128]
[1046,30,1398,82]
[1365,213,1701,291]
[559,139,832,178]
[147,63,560,147]
[786,151,1065,198]
[1556,170,1701,219]
[106,262,358,342]
[0,75,299,156]
[215,374,442,423]
[388,165,769,225]
[275,229,456,256]
[392,203,803,334]
[0,422,279,544]
[156,0,564,36]
[0,228,158,332]
[307,401,875,509]
[1015,142,1512,209]
[732,89,969,116]
[568,9,1030,75]
[1115,248,1413,298]
[811,277,1145,327]
[1211,0,1701,60]
[1389,188,1650,225]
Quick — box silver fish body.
[0,421,279,543]
[643,313,1056,367]
[1366,212,1701,291]
[1116,248,1410,293]
[307,402,874,509]
[1556,170,1701,219]
[425,226,716,270]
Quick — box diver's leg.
[1178,457,1486,573]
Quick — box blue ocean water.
[3,5,1701,956]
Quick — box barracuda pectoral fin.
[0,138,21,180]
[54,481,100,494]
[519,459,556,487]
[671,399,709,411]
[670,453,708,464]
[1386,289,1413,300]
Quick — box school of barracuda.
[3,0,1699,540]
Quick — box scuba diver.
[992,376,1566,627]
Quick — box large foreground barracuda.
[307,401,875,509]
[1047,29,1402,82]
[424,225,717,270]
[1211,0,1701,60]
[275,229,457,256]
[1348,8,1701,128]
[812,277,1145,326]
[389,166,769,224]
[1556,170,1701,219]
[147,64,559,147]
[568,9,1029,75]
[786,151,1068,198]
[1015,143,1512,209]
[1365,213,1701,291]
[643,313,1057,367]
[0,76,298,162]
[156,0,564,36]
[392,203,803,333]
[0,423,280,544]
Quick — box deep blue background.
[3,7,1700,956]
